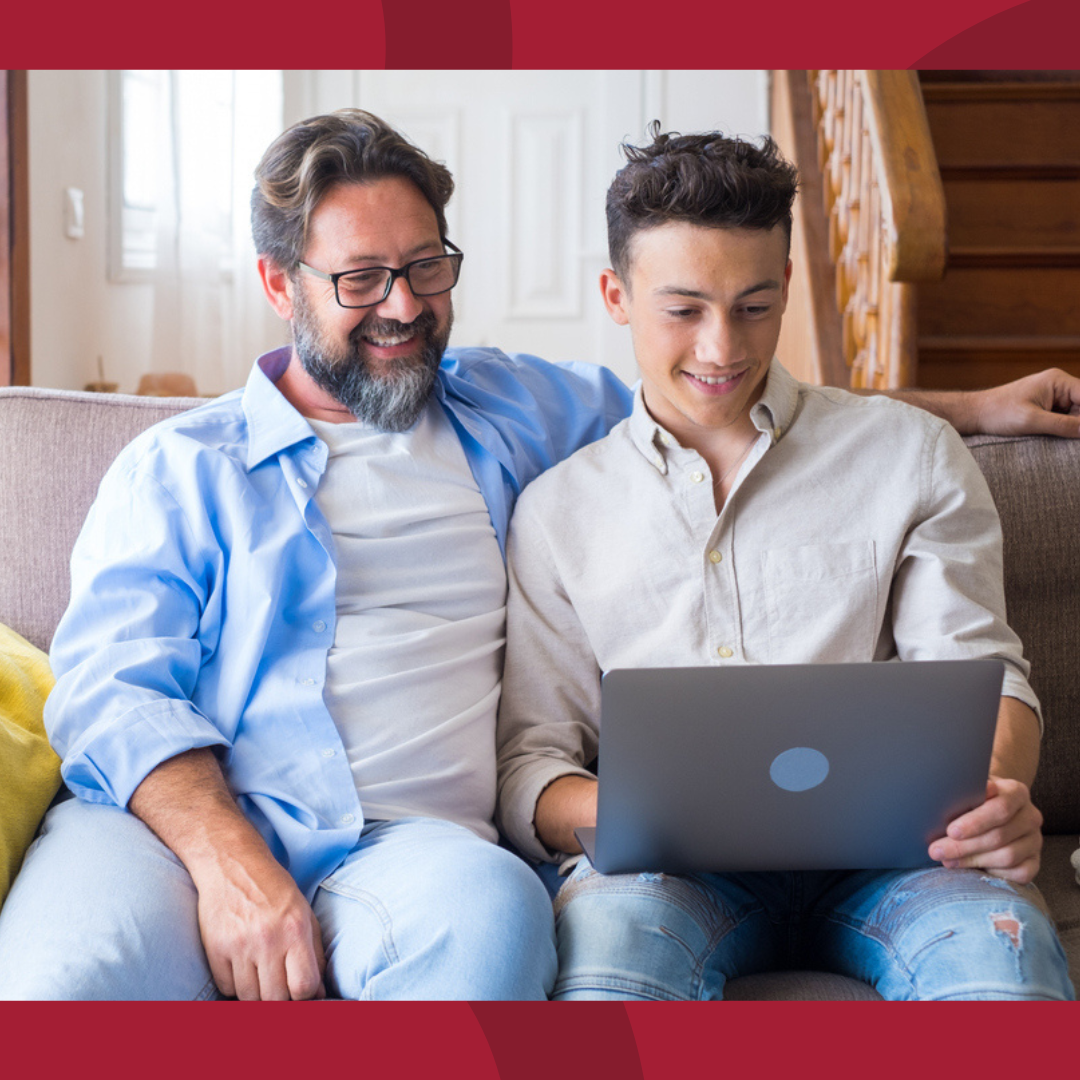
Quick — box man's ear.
[599,268,631,326]
[258,256,295,321]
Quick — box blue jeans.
[552,861,1074,1000]
[0,797,556,1000]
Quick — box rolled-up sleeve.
[46,457,230,807]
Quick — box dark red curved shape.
[912,0,1080,68]
[470,1002,645,1080]
[381,0,513,68]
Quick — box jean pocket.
[762,541,879,663]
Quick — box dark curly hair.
[251,109,455,271]
[606,121,799,280]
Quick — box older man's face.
[290,177,454,431]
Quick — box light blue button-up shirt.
[46,345,632,899]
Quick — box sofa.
[1,384,1077,1000]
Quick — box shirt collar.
[627,384,673,474]
[750,356,799,442]
[242,347,323,470]
[628,357,798,474]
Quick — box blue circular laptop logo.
[770,747,830,792]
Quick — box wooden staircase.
[916,71,1080,390]
[772,70,1080,391]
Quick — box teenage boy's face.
[601,223,791,444]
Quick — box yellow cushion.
[0,624,60,907]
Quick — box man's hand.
[130,748,327,1000]
[192,842,327,1001]
[973,367,1080,439]
[928,776,1043,884]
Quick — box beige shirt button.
[708,550,723,564]
[690,471,705,484]
[774,426,782,441]
[717,646,734,658]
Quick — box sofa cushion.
[0,622,60,907]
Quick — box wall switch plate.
[64,187,85,239]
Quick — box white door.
[286,70,767,387]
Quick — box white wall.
[28,70,769,392]
[28,71,156,392]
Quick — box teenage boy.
[496,126,1074,1000]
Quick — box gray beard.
[292,295,451,432]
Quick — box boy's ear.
[258,256,295,321]
[600,268,630,326]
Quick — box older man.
[0,110,1076,1000]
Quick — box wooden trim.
[947,248,1080,269]
[921,82,1080,104]
[939,165,1080,182]
[919,334,1080,354]
[0,72,11,385]
[2,72,30,386]
[859,71,947,282]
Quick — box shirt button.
[340,813,355,826]
[301,677,316,686]
[717,646,734,659]
[313,620,327,633]
[321,748,336,758]
[296,477,308,488]
[690,471,705,484]
[708,550,723,564]
[773,426,782,441]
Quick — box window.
[108,70,238,283]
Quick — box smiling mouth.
[683,368,748,392]
[362,330,417,347]
[691,372,738,386]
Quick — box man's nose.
[375,273,425,323]
[698,317,739,364]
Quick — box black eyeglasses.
[298,241,464,309]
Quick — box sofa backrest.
[966,434,1080,836]
[2,387,1077,833]
[0,387,200,654]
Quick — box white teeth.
[365,333,414,347]
[692,373,735,385]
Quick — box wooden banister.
[773,70,947,388]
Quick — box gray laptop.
[574,660,1003,875]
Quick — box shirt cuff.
[1001,669,1043,734]
[498,757,596,864]
[61,696,231,807]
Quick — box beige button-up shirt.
[495,359,1038,864]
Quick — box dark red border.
[3,0,1077,68]
[2,0,1075,1074]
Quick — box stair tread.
[947,248,1080,268]
[920,335,1080,348]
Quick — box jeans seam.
[318,876,400,968]
[555,973,687,1001]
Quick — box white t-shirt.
[310,401,506,840]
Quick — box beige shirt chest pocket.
[761,541,879,664]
